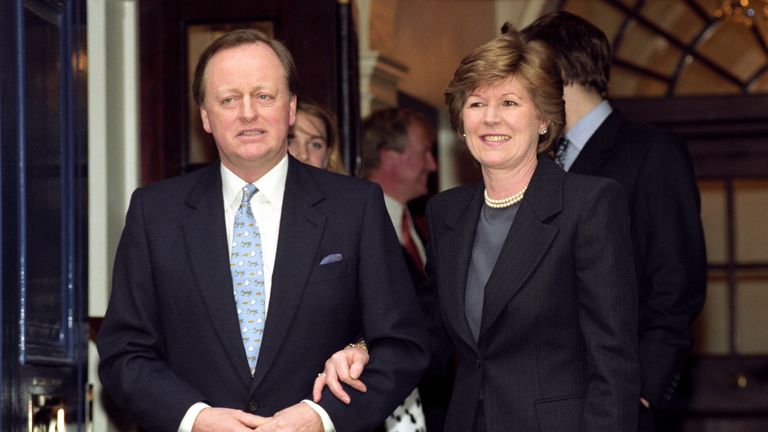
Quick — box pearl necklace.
[484,186,528,209]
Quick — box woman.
[288,100,347,173]
[316,29,640,431]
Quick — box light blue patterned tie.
[230,184,266,374]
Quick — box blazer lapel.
[251,158,326,389]
[181,164,252,385]
[479,157,562,338]
[569,110,622,175]
[437,184,484,353]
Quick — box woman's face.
[461,75,547,173]
[288,111,329,169]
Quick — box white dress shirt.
[561,99,613,171]
[178,155,335,432]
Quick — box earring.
[539,127,548,135]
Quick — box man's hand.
[255,403,323,431]
[312,345,370,404]
[192,407,269,432]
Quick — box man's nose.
[239,98,258,121]
[425,152,437,172]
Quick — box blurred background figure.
[288,100,347,174]
[515,12,707,432]
[360,107,450,431]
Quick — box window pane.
[736,275,768,354]
[615,21,682,77]
[642,0,706,44]
[610,65,667,97]
[734,179,768,262]
[563,0,626,40]
[748,70,768,93]
[677,59,742,95]
[24,5,64,348]
[693,277,730,354]
[700,180,728,264]
[698,21,767,83]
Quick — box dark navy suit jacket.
[569,110,706,412]
[97,156,429,432]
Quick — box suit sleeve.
[635,137,707,408]
[96,189,206,432]
[318,183,430,431]
[574,180,640,432]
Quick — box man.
[514,12,707,431]
[97,29,428,432]
[359,108,452,431]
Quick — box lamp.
[714,0,768,27]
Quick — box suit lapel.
[479,157,562,338]
[181,164,252,385]
[437,184,483,353]
[569,110,622,175]
[251,157,326,389]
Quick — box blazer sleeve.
[318,183,430,431]
[573,179,640,432]
[96,189,206,432]
[635,136,707,407]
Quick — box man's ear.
[200,106,212,133]
[288,94,297,127]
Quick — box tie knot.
[241,184,257,204]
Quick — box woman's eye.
[310,141,326,150]
[502,100,518,107]
[468,101,484,108]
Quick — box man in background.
[360,107,453,432]
[513,12,707,432]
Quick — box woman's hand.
[312,344,370,404]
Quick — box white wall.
[87,0,139,430]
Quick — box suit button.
[476,359,482,368]
[248,401,258,412]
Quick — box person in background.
[316,28,640,431]
[514,12,707,431]
[97,28,428,432]
[359,107,452,432]
[288,100,347,174]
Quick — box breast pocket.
[308,260,351,283]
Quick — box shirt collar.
[383,193,405,225]
[221,154,288,211]
[565,100,613,151]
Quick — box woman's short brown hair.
[192,28,300,107]
[444,28,564,154]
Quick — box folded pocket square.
[319,253,343,265]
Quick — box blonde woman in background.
[288,100,347,174]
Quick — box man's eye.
[257,94,276,104]
[222,97,234,105]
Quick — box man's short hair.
[360,108,432,177]
[511,11,611,97]
[192,28,300,106]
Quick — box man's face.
[391,122,437,201]
[200,42,296,180]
